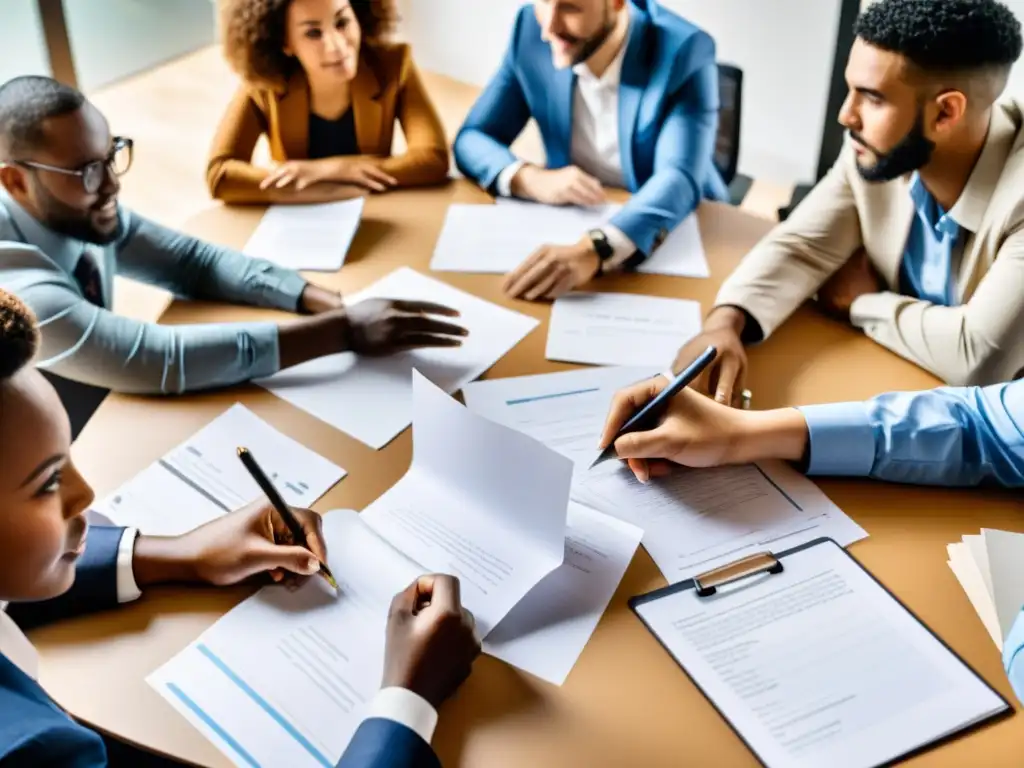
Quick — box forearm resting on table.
[299,283,344,314]
[209,162,366,204]
[730,408,810,465]
[277,311,348,369]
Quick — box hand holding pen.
[237,447,338,591]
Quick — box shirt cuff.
[116,528,142,603]
[1003,609,1024,705]
[797,402,877,477]
[599,225,638,271]
[276,271,309,313]
[495,160,526,197]
[250,321,286,379]
[366,687,438,744]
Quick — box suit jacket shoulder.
[0,655,107,767]
[364,41,413,86]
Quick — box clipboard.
[629,537,1012,768]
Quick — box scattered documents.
[463,367,867,581]
[484,501,642,684]
[546,292,702,367]
[948,529,1024,650]
[92,404,345,536]
[244,198,365,271]
[632,539,1009,768]
[151,378,633,766]
[150,510,420,768]
[257,267,538,449]
[430,199,709,278]
[360,372,573,637]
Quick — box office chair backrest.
[715,63,743,186]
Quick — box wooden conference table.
[31,180,1024,767]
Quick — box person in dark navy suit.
[0,288,481,767]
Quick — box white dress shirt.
[496,25,638,268]
[0,526,438,745]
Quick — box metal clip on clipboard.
[693,552,784,598]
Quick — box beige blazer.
[716,99,1024,386]
[207,43,449,203]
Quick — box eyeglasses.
[10,136,133,194]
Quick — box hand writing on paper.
[816,250,883,322]
[672,308,749,406]
[510,164,606,207]
[598,379,811,483]
[382,574,481,707]
[260,158,398,193]
[503,238,601,301]
[132,500,329,588]
[343,298,469,355]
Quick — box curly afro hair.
[0,290,38,383]
[220,0,400,91]
[855,0,1022,73]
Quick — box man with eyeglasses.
[0,76,467,436]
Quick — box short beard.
[851,110,935,183]
[569,4,617,67]
[33,180,119,245]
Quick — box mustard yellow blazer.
[207,43,449,203]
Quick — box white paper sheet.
[634,540,1008,768]
[430,199,709,278]
[981,528,1024,640]
[946,542,1003,649]
[546,292,702,367]
[256,268,539,449]
[93,404,345,536]
[463,368,867,582]
[149,510,420,768]
[484,501,641,685]
[360,373,573,636]
[243,198,365,271]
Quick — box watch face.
[589,229,613,259]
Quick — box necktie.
[73,249,105,308]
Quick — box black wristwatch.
[588,228,614,274]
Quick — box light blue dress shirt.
[797,381,1024,702]
[799,381,1024,486]
[0,191,307,394]
[1004,608,1024,705]
[898,173,960,306]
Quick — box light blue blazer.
[454,0,728,259]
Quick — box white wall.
[0,0,51,84]
[397,0,845,184]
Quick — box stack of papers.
[93,404,345,536]
[947,529,1024,649]
[463,366,868,582]
[257,267,539,449]
[151,375,641,767]
[430,199,709,278]
[244,198,365,271]
[546,292,702,367]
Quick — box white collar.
[572,18,630,87]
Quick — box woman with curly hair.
[208,0,450,203]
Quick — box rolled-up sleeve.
[0,242,284,394]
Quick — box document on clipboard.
[630,538,1010,768]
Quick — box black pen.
[589,345,718,469]
[236,447,339,591]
